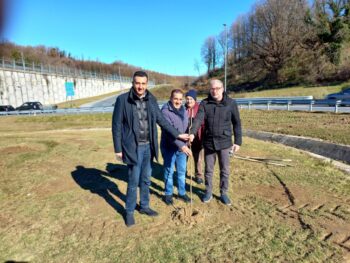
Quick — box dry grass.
[0,117,349,262]
[233,84,347,99]
[149,84,177,100]
[240,109,350,145]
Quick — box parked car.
[0,105,15,112]
[42,104,58,110]
[325,88,350,100]
[16,101,43,111]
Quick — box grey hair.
[209,79,223,88]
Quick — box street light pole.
[223,23,228,92]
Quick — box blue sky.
[4,0,256,76]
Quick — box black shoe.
[179,194,192,203]
[125,213,135,227]
[195,177,204,184]
[164,195,173,205]
[139,207,159,217]
[220,194,232,206]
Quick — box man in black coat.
[189,79,242,205]
[112,71,189,227]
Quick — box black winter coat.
[191,93,242,151]
[112,88,180,165]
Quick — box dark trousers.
[204,147,231,195]
[125,143,152,214]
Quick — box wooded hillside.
[199,0,350,91]
[0,41,194,87]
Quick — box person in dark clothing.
[112,71,189,227]
[189,79,242,205]
[185,89,205,185]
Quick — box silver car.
[325,88,350,100]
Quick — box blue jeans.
[125,143,152,214]
[161,146,187,196]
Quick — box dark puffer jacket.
[112,88,180,165]
[191,93,242,151]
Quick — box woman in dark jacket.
[161,89,192,205]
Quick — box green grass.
[240,109,350,145]
[233,83,348,99]
[2,108,349,146]
[0,114,112,133]
[0,119,349,262]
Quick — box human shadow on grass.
[105,162,164,205]
[105,162,144,211]
[106,161,204,204]
[150,162,205,202]
[71,165,126,219]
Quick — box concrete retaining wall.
[0,68,130,107]
[245,130,350,164]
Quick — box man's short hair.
[170,89,184,98]
[133,71,148,81]
[209,79,223,88]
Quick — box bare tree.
[249,0,309,81]
[201,36,218,75]
[193,59,201,77]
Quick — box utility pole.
[223,23,228,92]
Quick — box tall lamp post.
[223,23,228,92]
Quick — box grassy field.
[0,115,350,262]
[240,109,350,145]
[1,108,349,146]
[232,83,349,99]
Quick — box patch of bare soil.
[34,178,77,198]
[0,145,36,154]
[245,182,350,260]
[170,206,204,227]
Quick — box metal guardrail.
[0,107,115,116]
[234,96,314,102]
[1,96,350,116]
[236,98,350,113]
[1,98,350,116]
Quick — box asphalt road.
[79,94,120,108]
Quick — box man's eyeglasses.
[210,87,223,91]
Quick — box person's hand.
[232,144,240,153]
[189,134,195,143]
[178,133,189,141]
[115,152,123,161]
[181,145,192,156]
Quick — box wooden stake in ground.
[234,154,293,167]
[188,108,193,216]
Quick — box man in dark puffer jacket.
[189,79,242,205]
